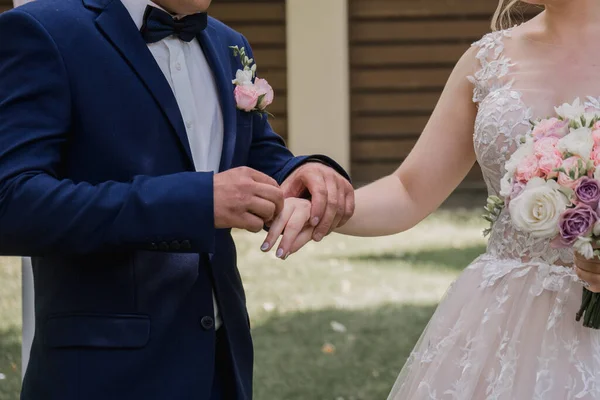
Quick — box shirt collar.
[120,0,170,31]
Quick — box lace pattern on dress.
[468,29,573,267]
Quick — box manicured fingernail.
[314,234,323,242]
[276,249,284,258]
[311,217,320,226]
[261,242,269,251]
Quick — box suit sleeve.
[0,10,216,256]
[239,35,351,185]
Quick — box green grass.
[0,210,486,400]
[0,257,21,400]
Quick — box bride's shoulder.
[471,28,514,54]
[471,17,541,51]
[453,29,512,78]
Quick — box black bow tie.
[140,6,208,44]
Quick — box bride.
[263,0,600,398]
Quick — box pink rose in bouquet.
[592,121,600,146]
[591,147,600,166]
[515,155,542,182]
[534,136,561,157]
[531,117,569,139]
[538,153,563,179]
[558,156,585,189]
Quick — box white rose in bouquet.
[508,177,570,238]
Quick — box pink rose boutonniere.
[229,45,274,117]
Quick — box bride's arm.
[262,47,481,257]
[336,48,479,237]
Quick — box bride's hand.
[261,198,314,259]
[575,266,600,293]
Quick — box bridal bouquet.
[483,98,600,329]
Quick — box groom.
[0,0,353,399]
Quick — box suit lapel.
[89,0,195,169]
[198,26,237,172]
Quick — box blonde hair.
[492,0,521,31]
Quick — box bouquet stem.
[574,253,600,329]
[576,289,600,328]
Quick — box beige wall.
[286,0,350,170]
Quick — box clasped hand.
[214,164,354,257]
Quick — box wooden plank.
[351,162,483,184]
[351,43,468,66]
[253,48,286,68]
[221,25,286,45]
[352,68,451,90]
[352,138,416,161]
[267,95,286,114]
[352,92,439,113]
[352,116,429,137]
[351,20,491,43]
[259,69,286,91]
[350,0,499,18]
[210,3,285,22]
[269,117,287,139]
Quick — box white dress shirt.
[121,0,223,329]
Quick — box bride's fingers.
[576,267,600,293]
[261,203,294,254]
[287,228,315,257]
[276,208,311,259]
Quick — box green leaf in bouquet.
[488,195,503,203]
[483,215,495,223]
[587,160,596,172]
[555,167,566,174]
[570,169,576,180]
[578,159,586,176]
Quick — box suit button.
[200,316,214,330]
[159,242,169,251]
[170,241,181,250]
[181,240,191,250]
[150,242,158,250]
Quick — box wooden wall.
[0,0,11,12]
[210,0,288,141]
[350,0,502,187]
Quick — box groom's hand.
[281,163,354,242]
[214,167,284,232]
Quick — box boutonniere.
[229,45,274,117]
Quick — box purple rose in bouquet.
[558,204,598,246]
[575,177,600,209]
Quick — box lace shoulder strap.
[467,29,515,103]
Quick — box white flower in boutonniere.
[229,45,274,117]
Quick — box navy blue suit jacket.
[0,1,348,399]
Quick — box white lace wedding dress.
[388,29,600,400]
